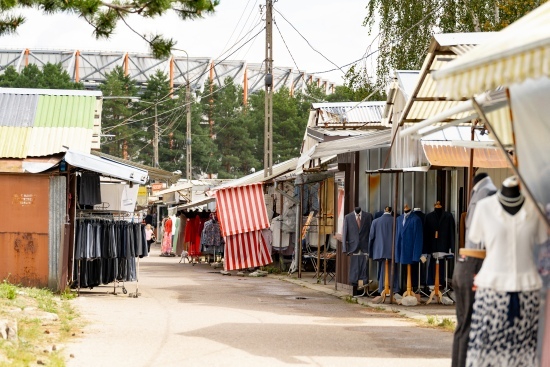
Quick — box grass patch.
[425,315,456,331]
[0,280,17,300]
[0,279,81,366]
[344,295,358,304]
[260,266,282,274]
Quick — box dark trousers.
[451,256,484,367]
[147,239,154,253]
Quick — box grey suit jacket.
[342,210,373,254]
[465,176,497,249]
[368,212,394,260]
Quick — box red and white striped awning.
[214,183,270,236]
[224,231,273,271]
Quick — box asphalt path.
[65,246,452,367]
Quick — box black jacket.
[423,209,455,254]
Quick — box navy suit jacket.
[395,211,423,264]
[342,210,373,254]
[368,213,395,260]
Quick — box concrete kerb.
[272,275,456,326]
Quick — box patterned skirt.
[467,288,539,367]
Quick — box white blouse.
[468,195,548,292]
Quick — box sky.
[2,0,379,85]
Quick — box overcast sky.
[2,0,379,85]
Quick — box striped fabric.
[214,183,270,236]
[224,230,273,271]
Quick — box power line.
[273,7,344,75]
[273,19,326,103]
[103,24,266,134]
[308,1,447,76]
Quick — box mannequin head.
[354,207,361,214]
[434,201,443,214]
[498,176,524,215]
[473,172,489,186]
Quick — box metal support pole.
[472,98,550,228]
[153,103,159,168]
[264,0,273,177]
[390,172,399,303]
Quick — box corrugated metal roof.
[0,87,102,97]
[0,127,31,158]
[35,96,95,128]
[27,127,93,157]
[399,33,494,125]
[422,142,508,168]
[310,130,391,159]
[90,150,181,184]
[0,88,102,158]
[212,158,299,190]
[311,101,386,127]
[389,32,498,169]
[0,94,38,127]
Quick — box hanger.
[403,204,411,212]
[434,201,442,209]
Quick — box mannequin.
[342,205,373,290]
[395,204,423,265]
[452,173,496,367]
[369,206,399,297]
[401,204,422,305]
[424,200,455,291]
[497,176,524,215]
[466,176,548,367]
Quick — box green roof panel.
[34,95,95,128]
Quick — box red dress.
[187,217,201,257]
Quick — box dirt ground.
[64,245,453,367]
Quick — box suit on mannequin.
[342,207,373,286]
[424,203,455,254]
[395,207,423,264]
[369,207,399,293]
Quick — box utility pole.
[153,103,159,168]
[264,0,273,178]
[186,78,192,181]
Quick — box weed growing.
[0,279,81,366]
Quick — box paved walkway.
[65,247,453,367]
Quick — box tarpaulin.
[224,230,273,271]
[509,77,550,208]
[214,183,270,236]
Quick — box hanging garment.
[78,172,102,206]
[395,211,423,264]
[72,219,145,288]
[342,210,373,254]
[175,213,187,255]
[171,217,180,254]
[424,209,455,254]
[368,212,394,261]
[188,216,201,257]
[466,288,539,367]
[201,219,224,248]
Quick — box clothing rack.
[73,213,146,298]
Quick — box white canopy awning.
[175,196,215,210]
[154,183,193,196]
[433,2,550,98]
[65,150,148,184]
